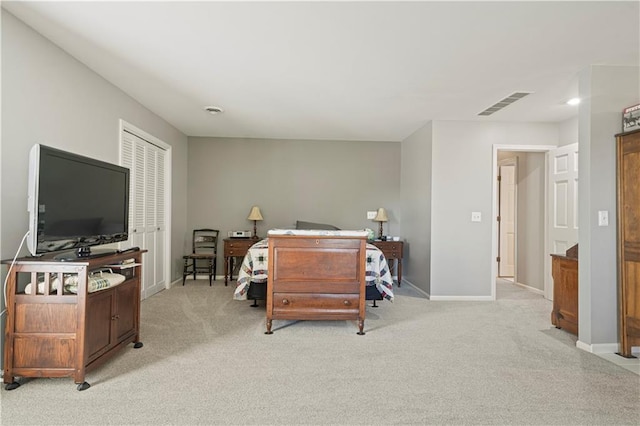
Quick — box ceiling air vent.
[478,92,531,116]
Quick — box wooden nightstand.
[223,238,256,285]
[370,240,404,286]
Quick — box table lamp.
[247,206,263,239]
[373,208,388,239]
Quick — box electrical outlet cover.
[367,211,377,219]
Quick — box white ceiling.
[4,1,639,141]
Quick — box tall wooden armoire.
[616,129,640,358]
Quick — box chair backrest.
[192,229,219,255]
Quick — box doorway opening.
[491,144,557,301]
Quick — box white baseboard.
[576,340,620,354]
[514,281,544,295]
[430,295,494,301]
[400,279,430,298]
[399,279,493,301]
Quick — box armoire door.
[616,130,640,357]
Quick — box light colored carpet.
[1,280,638,425]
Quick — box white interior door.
[498,161,516,277]
[546,143,579,300]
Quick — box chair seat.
[183,253,215,259]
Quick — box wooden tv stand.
[2,249,145,391]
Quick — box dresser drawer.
[224,240,254,256]
[224,247,247,257]
[273,280,359,294]
[383,248,402,258]
[272,292,360,319]
[372,241,403,258]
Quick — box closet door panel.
[121,130,167,299]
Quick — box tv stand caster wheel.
[77,382,90,391]
[5,382,20,390]
[134,342,143,349]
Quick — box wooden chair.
[182,229,219,286]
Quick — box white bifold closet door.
[121,130,167,299]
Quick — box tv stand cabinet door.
[86,289,116,362]
[114,280,138,343]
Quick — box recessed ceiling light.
[203,106,224,115]
[566,98,581,106]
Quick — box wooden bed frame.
[265,232,367,334]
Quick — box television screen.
[27,144,130,259]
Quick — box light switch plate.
[471,212,482,222]
[598,210,609,226]
[367,211,377,220]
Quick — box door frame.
[491,144,557,300]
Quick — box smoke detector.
[203,106,224,115]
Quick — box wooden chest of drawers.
[223,238,256,284]
[370,240,404,286]
[266,234,367,334]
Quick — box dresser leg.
[265,319,273,334]
[357,319,365,335]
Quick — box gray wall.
[429,121,559,298]
[1,11,189,292]
[0,9,190,368]
[400,122,433,294]
[559,117,579,147]
[578,65,639,349]
[187,137,401,272]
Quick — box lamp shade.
[247,206,263,221]
[374,208,388,222]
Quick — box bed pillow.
[25,272,126,294]
[295,220,340,230]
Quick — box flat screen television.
[27,144,130,260]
